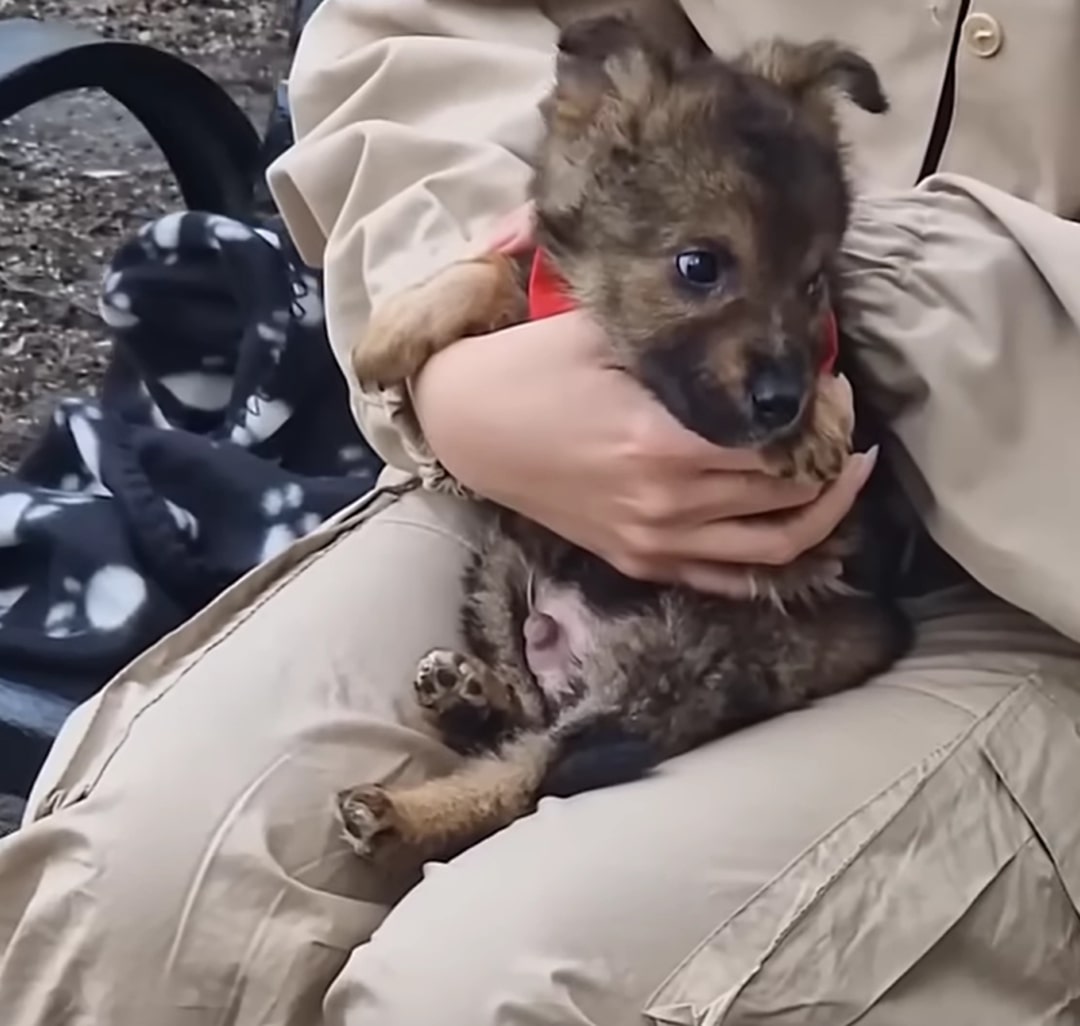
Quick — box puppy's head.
[532,17,888,448]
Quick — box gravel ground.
[0,0,290,469]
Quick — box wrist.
[411,338,465,450]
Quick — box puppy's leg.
[804,596,910,700]
[337,732,553,865]
[413,648,532,752]
[754,374,860,599]
[351,253,528,386]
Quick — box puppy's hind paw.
[415,649,491,711]
[336,784,400,860]
[413,648,523,751]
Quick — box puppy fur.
[339,16,910,870]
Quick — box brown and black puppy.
[338,17,909,869]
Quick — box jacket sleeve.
[268,0,558,479]
[841,173,1080,644]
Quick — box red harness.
[526,248,579,321]
[526,249,839,376]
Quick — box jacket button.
[962,12,1004,57]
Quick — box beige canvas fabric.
[3,1,1080,1023]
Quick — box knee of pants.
[0,776,389,1024]
[0,488,483,1022]
[322,584,1080,1026]
[325,795,682,1026]
[321,588,1080,1026]
[323,665,1001,1026]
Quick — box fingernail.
[852,445,879,480]
[859,444,880,466]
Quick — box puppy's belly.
[523,578,599,702]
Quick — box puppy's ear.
[546,15,655,131]
[534,14,693,233]
[740,39,889,116]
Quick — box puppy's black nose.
[748,364,805,431]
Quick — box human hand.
[412,310,876,597]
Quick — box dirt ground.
[0,0,289,469]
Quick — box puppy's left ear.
[740,39,889,115]
[534,15,682,221]
[546,15,672,134]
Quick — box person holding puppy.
[2,1,1079,1024]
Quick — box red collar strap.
[527,248,577,320]
[527,249,839,375]
[820,308,839,376]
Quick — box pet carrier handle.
[0,18,263,221]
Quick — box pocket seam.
[643,675,1031,1021]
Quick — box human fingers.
[672,469,825,522]
[628,372,858,476]
[670,560,760,598]
[603,468,823,541]
[658,448,879,566]
[615,401,775,474]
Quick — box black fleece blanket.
[0,210,383,796]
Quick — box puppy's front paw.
[764,373,854,484]
[336,784,401,860]
[782,430,848,483]
[414,649,519,750]
[750,527,859,603]
[351,255,527,387]
[351,290,443,387]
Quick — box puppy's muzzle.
[746,359,806,432]
[636,338,813,448]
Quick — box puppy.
[337,17,910,869]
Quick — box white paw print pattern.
[256,309,290,364]
[337,444,372,469]
[258,483,322,563]
[148,211,184,250]
[230,392,293,448]
[0,493,34,546]
[254,228,283,249]
[0,489,98,548]
[98,269,139,330]
[158,371,233,413]
[44,566,148,639]
[164,499,200,541]
[205,214,256,246]
[290,273,324,329]
[54,401,112,497]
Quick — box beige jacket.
[269,0,1080,642]
[5,8,1080,1023]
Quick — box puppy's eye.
[675,249,729,290]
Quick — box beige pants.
[6,0,1074,1015]
[1,473,1079,1026]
